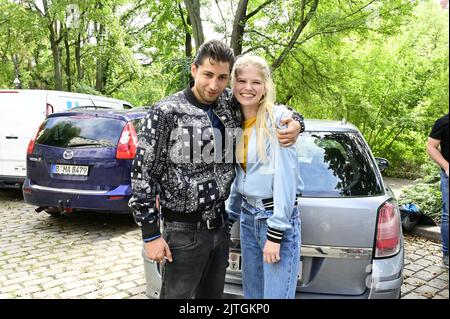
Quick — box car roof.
[47,109,360,132]
[304,119,360,133]
[48,106,149,121]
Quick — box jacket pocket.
[197,179,220,210]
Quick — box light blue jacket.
[226,104,302,232]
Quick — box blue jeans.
[440,170,449,256]
[240,201,301,299]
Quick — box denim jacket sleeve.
[267,107,299,242]
[128,105,173,241]
[225,174,242,224]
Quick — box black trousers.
[159,220,230,299]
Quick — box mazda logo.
[63,150,74,160]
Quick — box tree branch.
[271,0,320,70]
[214,0,228,36]
[241,45,266,55]
[299,48,333,81]
[1,28,11,61]
[178,1,192,57]
[120,0,146,25]
[105,75,134,95]
[291,55,317,93]
[246,29,285,46]
[243,0,275,23]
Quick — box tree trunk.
[75,10,86,82]
[185,27,193,57]
[12,54,22,88]
[64,27,72,91]
[230,0,276,56]
[48,22,63,90]
[178,2,192,57]
[42,0,63,90]
[95,59,104,93]
[183,0,204,49]
[75,32,83,81]
[230,0,248,56]
[95,23,105,93]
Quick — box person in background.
[426,113,449,267]
[226,55,302,298]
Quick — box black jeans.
[159,220,230,299]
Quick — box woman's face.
[233,65,266,110]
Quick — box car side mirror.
[375,157,389,172]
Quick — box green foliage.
[73,83,103,95]
[161,57,193,96]
[0,0,448,179]
[420,161,442,183]
[111,67,168,107]
[399,161,443,223]
[272,1,448,177]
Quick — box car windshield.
[36,116,125,148]
[296,131,383,197]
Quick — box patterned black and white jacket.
[129,87,242,241]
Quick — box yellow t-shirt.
[237,117,256,172]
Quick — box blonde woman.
[226,55,302,299]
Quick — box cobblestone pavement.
[0,189,147,299]
[0,188,448,299]
[401,234,448,299]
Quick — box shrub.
[398,161,442,223]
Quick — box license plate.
[227,252,242,272]
[52,164,89,176]
[227,252,303,281]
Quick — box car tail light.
[374,200,401,258]
[46,103,54,116]
[116,122,137,159]
[27,123,45,155]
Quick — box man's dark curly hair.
[193,40,235,72]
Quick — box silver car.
[143,119,404,299]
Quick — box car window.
[36,116,125,148]
[296,132,383,197]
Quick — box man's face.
[191,58,230,105]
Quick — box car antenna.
[87,95,97,109]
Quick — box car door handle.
[5,136,18,139]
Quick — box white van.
[0,89,133,187]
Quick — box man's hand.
[144,237,173,263]
[263,240,281,264]
[276,117,301,147]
